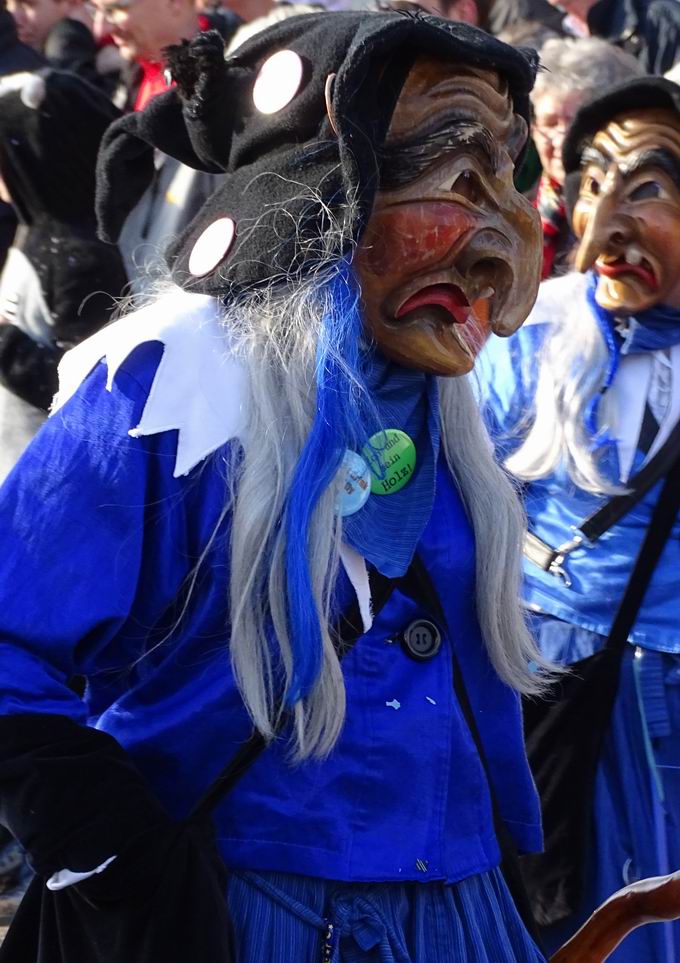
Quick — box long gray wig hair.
[503,275,621,495]
[215,199,553,761]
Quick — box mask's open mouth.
[394,283,471,326]
[597,254,658,291]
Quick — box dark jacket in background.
[487,0,565,36]
[0,225,127,410]
[44,18,100,88]
[0,9,44,272]
[588,0,680,74]
[0,69,127,480]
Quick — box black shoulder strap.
[188,566,398,822]
[579,417,680,544]
[604,449,680,654]
[524,418,680,580]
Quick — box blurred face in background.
[8,0,75,49]
[93,0,195,63]
[532,88,585,185]
[421,0,480,23]
[544,0,596,17]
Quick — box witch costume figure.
[0,13,551,962]
[0,68,127,482]
[480,76,680,963]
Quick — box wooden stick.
[550,872,680,963]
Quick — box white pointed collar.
[54,287,248,477]
[53,286,374,632]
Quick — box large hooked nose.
[574,175,635,273]
[466,170,542,336]
[455,180,542,337]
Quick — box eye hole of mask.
[449,169,485,205]
[628,180,663,201]
[582,174,601,197]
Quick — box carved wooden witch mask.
[572,107,680,315]
[354,56,542,377]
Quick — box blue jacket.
[479,272,680,659]
[0,338,542,884]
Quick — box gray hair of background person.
[533,36,643,103]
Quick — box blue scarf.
[616,305,680,354]
[585,273,680,446]
[582,272,680,482]
[587,271,680,355]
[343,350,440,579]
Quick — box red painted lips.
[395,283,471,325]
[597,258,658,291]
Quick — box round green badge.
[362,429,416,495]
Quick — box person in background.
[486,0,564,37]
[196,1,240,42]
[531,37,642,278]
[0,0,40,66]
[0,69,127,481]
[496,16,559,47]
[479,74,680,961]
[544,0,680,76]
[409,0,489,28]
[95,0,204,109]
[6,0,103,85]
[92,0,230,293]
[494,19,561,197]
[0,0,42,273]
[7,0,88,51]
[225,0,322,54]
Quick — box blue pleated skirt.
[226,865,545,962]
[534,618,680,963]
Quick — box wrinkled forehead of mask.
[96,11,537,299]
[378,59,528,191]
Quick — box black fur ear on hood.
[164,32,243,172]
[95,85,223,243]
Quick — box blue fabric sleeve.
[0,341,184,723]
[475,325,547,460]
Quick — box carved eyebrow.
[581,145,610,170]
[620,148,680,190]
[379,120,499,191]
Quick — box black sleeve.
[34,230,127,350]
[0,714,174,878]
[45,237,128,347]
[43,18,100,88]
[0,202,17,273]
[0,323,59,410]
[0,236,127,410]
